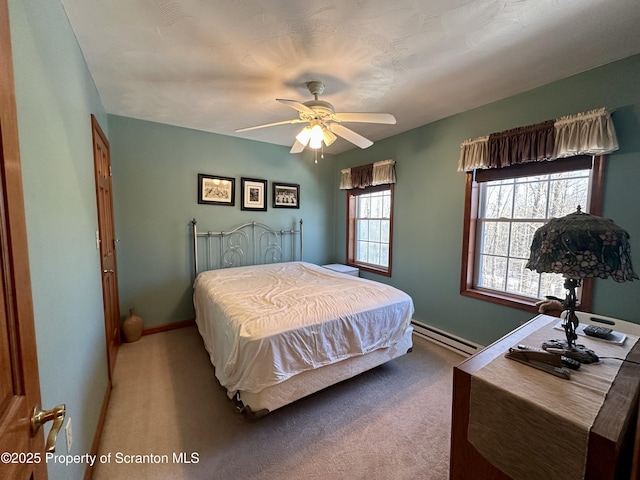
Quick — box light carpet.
[93,326,463,480]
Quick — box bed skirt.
[238,326,414,416]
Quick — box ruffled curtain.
[350,164,374,189]
[457,108,618,172]
[339,168,353,189]
[372,159,396,185]
[457,136,488,172]
[488,120,555,168]
[340,159,396,189]
[554,108,619,158]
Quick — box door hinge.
[109,165,112,176]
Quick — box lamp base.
[542,339,599,364]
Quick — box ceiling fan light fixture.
[238,81,393,153]
[295,126,312,146]
[309,124,324,149]
[322,128,337,147]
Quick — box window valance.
[340,159,396,189]
[457,108,618,172]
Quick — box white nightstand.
[322,264,359,277]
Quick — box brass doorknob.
[31,404,66,453]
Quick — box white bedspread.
[193,262,414,396]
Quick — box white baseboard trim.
[411,321,483,357]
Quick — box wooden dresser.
[449,314,640,479]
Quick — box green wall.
[8,0,640,475]
[9,0,109,479]
[335,54,640,346]
[107,115,335,328]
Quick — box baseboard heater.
[411,321,483,357]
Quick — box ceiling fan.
[235,81,396,154]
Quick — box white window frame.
[346,184,394,276]
[475,170,591,300]
[460,156,605,314]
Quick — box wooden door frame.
[0,0,46,477]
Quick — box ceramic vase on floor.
[123,308,143,342]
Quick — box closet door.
[92,115,121,380]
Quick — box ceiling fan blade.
[328,123,373,149]
[290,139,306,154]
[276,99,316,115]
[235,118,302,132]
[333,112,396,124]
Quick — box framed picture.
[273,182,300,209]
[198,174,235,206]
[241,177,267,211]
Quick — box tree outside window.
[460,156,604,313]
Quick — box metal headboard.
[191,218,303,277]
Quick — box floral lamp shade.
[526,207,636,362]
[526,207,638,282]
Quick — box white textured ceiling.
[61,0,640,154]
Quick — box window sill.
[347,261,391,277]
[460,287,544,315]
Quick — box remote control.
[517,344,581,370]
[506,348,571,379]
[583,325,613,339]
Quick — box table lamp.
[525,206,637,362]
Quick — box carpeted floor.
[93,326,464,480]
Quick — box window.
[347,184,394,276]
[461,156,605,313]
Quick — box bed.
[191,219,414,417]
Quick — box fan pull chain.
[314,143,324,164]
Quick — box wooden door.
[0,1,47,477]
[91,116,120,380]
